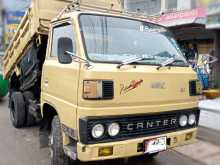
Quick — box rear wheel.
[10,92,26,128]
[50,116,72,165]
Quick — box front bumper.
[77,128,197,162]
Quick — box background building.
[124,0,199,15]
[206,1,220,87]
[3,0,31,46]
[0,0,31,63]
[0,0,4,55]
[124,0,161,15]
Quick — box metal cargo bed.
[3,0,73,79]
[3,0,123,80]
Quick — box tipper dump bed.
[3,0,71,79]
[3,0,200,163]
[3,0,123,79]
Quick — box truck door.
[42,21,80,129]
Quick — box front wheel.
[147,152,159,159]
[136,152,159,161]
[50,116,72,165]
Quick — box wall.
[177,0,192,10]
[161,0,199,12]
[124,0,199,16]
[124,0,162,15]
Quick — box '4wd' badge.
[151,82,166,89]
[120,79,143,95]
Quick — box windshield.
[80,14,187,66]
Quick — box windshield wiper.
[156,57,186,70]
[117,55,154,69]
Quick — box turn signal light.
[196,81,202,95]
[98,147,113,157]
[83,80,103,99]
[185,132,193,141]
[189,80,202,96]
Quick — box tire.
[50,116,72,165]
[147,152,159,159]
[142,152,159,160]
[10,92,26,128]
[137,152,159,161]
[23,91,36,126]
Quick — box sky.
[2,0,31,11]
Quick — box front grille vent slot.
[102,81,114,99]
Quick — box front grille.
[102,81,114,99]
[79,109,200,144]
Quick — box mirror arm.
[64,51,92,68]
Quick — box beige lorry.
[3,0,201,164]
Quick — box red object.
[156,7,206,26]
[126,79,143,91]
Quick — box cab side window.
[51,24,76,60]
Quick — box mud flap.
[39,118,50,148]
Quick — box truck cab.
[3,1,201,164]
[42,11,200,163]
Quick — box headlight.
[179,115,188,127]
[91,124,105,139]
[188,114,196,125]
[83,80,103,99]
[108,123,120,137]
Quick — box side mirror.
[58,37,73,64]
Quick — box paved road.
[200,110,220,132]
[0,98,49,165]
[0,97,217,165]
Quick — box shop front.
[206,2,220,88]
[157,7,214,59]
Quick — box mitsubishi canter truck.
[3,0,201,164]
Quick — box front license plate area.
[144,137,167,154]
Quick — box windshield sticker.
[140,25,167,33]
[120,79,143,95]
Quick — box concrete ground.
[0,97,220,165]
